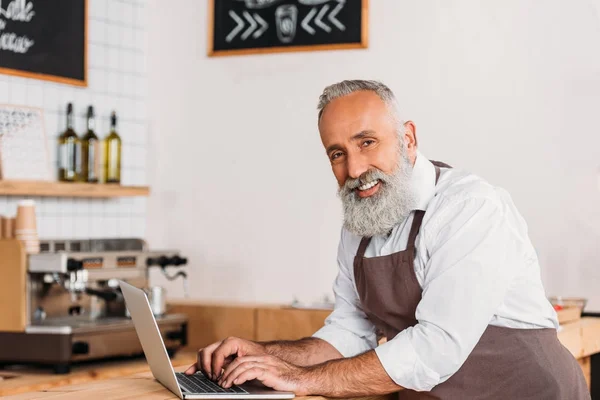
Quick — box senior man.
[186,80,589,399]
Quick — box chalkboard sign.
[208,0,368,56]
[0,0,87,86]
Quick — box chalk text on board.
[0,31,34,53]
[0,0,35,22]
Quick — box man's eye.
[362,140,375,147]
[331,152,343,160]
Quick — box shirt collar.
[410,150,437,211]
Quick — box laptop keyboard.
[176,373,249,394]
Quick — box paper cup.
[16,200,37,232]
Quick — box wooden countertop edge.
[0,352,197,397]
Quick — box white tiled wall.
[0,0,148,240]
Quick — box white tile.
[39,216,58,238]
[43,85,59,111]
[107,71,119,95]
[109,0,125,24]
[124,28,135,51]
[108,47,120,70]
[0,197,8,216]
[107,24,123,47]
[0,80,9,102]
[9,81,27,105]
[26,85,44,108]
[118,217,133,237]
[90,215,105,237]
[89,18,106,44]
[73,216,90,237]
[95,94,111,116]
[123,75,134,98]
[133,53,143,75]
[74,90,91,114]
[88,69,106,92]
[121,50,134,73]
[131,216,146,237]
[132,197,147,214]
[89,0,107,19]
[88,43,106,68]
[122,3,134,25]
[122,98,135,119]
[44,112,60,137]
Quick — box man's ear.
[403,121,418,163]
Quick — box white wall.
[147,1,600,310]
[0,0,149,239]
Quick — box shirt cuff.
[312,325,374,358]
[375,327,441,391]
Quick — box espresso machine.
[0,238,189,374]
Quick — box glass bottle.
[103,111,122,184]
[80,106,100,183]
[57,103,80,182]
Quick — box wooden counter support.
[0,240,27,332]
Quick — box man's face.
[319,91,404,193]
[318,91,418,237]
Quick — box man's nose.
[346,153,369,180]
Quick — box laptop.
[119,280,295,399]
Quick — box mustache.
[341,168,391,192]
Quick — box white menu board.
[0,104,51,181]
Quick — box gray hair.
[317,80,404,130]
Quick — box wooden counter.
[2,304,598,398]
[3,367,394,400]
[0,352,196,397]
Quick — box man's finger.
[184,363,197,375]
[199,342,222,379]
[212,339,242,379]
[224,366,266,388]
[219,356,264,385]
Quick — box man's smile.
[356,180,382,198]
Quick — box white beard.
[338,150,416,237]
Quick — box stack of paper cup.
[15,200,40,254]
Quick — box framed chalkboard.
[208,0,368,56]
[0,0,87,86]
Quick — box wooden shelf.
[0,180,150,198]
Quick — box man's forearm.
[305,350,403,397]
[262,337,343,366]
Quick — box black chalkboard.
[209,0,368,56]
[0,0,87,86]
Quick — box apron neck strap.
[357,164,444,255]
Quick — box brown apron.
[353,161,589,400]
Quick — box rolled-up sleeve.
[313,230,377,357]
[375,195,525,391]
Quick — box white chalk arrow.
[252,13,268,38]
[315,5,331,33]
[226,10,245,42]
[328,0,345,31]
[301,7,317,35]
[241,11,258,40]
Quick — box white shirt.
[312,151,558,392]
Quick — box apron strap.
[356,236,372,259]
[407,165,442,249]
[359,163,448,254]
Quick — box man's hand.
[218,355,311,396]
[184,337,267,380]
